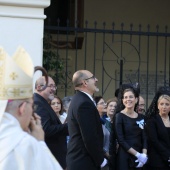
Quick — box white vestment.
[0,112,62,170]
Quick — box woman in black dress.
[146,87,170,170]
[113,83,148,170]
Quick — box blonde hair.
[158,94,170,103]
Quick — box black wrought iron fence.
[44,21,170,108]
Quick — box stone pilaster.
[0,0,50,67]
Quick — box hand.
[135,160,144,168]
[29,113,44,141]
[101,158,107,168]
[135,152,148,164]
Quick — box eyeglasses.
[41,84,57,89]
[97,102,106,105]
[47,84,57,89]
[75,75,96,87]
[84,75,96,80]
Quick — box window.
[44,0,84,28]
[44,0,84,49]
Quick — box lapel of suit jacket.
[34,93,61,124]
[77,90,96,106]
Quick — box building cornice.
[0,0,50,8]
[0,0,50,19]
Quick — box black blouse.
[166,127,170,141]
[115,112,147,151]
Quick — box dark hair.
[115,88,120,98]
[93,96,103,105]
[49,96,63,115]
[116,83,140,113]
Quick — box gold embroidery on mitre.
[10,72,18,80]
[0,86,33,99]
[0,46,34,100]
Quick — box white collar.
[81,91,95,103]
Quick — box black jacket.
[34,93,68,169]
[66,91,104,170]
[146,114,170,168]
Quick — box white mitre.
[0,46,34,123]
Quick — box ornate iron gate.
[44,22,170,107]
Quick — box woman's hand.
[135,160,144,168]
[135,152,148,164]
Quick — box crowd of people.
[0,47,170,170]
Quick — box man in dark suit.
[34,76,68,169]
[67,70,106,170]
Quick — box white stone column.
[0,0,50,67]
